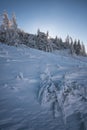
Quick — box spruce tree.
[76,40,81,55]
[81,43,86,56]
[70,37,74,54]
[73,39,77,54]
[3,11,10,29]
[12,13,17,30]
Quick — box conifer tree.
[73,39,77,54]
[12,13,17,30]
[65,35,70,45]
[3,11,10,29]
[76,40,81,55]
[37,28,40,36]
[46,31,49,38]
[70,37,74,54]
[81,42,86,56]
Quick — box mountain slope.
[0,43,87,130]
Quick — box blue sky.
[0,0,87,49]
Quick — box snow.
[0,42,87,130]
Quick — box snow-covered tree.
[2,11,10,29]
[70,37,75,54]
[37,28,40,36]
[65,35,70,46]
[81,42,86,56]
[54,36,62,49]
[11,13,17,30]
[0,14,3,26]
[0,11,86,56]
[75,40,81,55]
[73,39,77,53]
[46,31,49,38]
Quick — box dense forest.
[0,11,86,56]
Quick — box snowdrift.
[0,42,87,130]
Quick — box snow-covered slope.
[0,43,87,130]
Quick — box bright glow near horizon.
[24,22,57,38]
[0,0,87,51]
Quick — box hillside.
[0,42,87,130]
[0,12,86,56]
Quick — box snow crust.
[0,43,87,130]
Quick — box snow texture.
[0,42,87,130]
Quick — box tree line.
[0,11,86,56]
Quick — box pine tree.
[3,11,10,29]
[73,39,77,54]
[70,37,74,54]
[0,14,4,31]
[46,31,49,38]
[65,35,70,45]
[55,36,58,41]
[81,42,86,56]
[54,36,61,49]
[0,14,3,26]
[76,40,81,55]
[11,13,17,30]
[37,28,40,36]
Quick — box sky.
[0,0,87,50]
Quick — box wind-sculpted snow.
[0,42,87,130]
[38,70,87,129]
[38,67,87,129]
[38,73,63,118]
